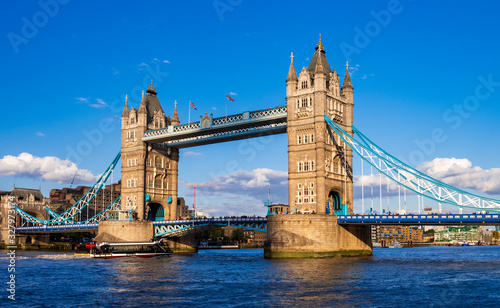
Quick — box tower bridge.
[11,37,500,257]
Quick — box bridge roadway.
[14,214,500,236]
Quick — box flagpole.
[225,94,228,119]
[188,100,191,123]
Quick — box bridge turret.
[341,62,353,104]
[286,52,298,98]
[121,95,130,127]
[171,100,180,126]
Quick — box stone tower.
[121,81,179,221]
[286,36,354,215]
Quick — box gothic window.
[308,97,312,107]
[304,162,309,171]
[298,136,302,144]
[155,177,162,189]
[304,198,309,203]
[304,135,308,143]
[310,134,314,143]
[310,161,314,170]
[298,162,302,172]
[296,100,300,109]
[135,158,138,166]
[301,80,308,89]
[298,183,302,189]
[304,187,309,196]
[310,182,314,188]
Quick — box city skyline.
[2,1,500,216]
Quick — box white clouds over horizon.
[190,168,288,217]
[353,157,500,197]
[0,153,99,184]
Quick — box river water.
[1,246,500,307]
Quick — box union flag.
[190,101,197,110]
[226,94,234,102]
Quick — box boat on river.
[89,240,173,258]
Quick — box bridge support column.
[163,233,198,254]
[264,215,372,258]
[95,221,154,242]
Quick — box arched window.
[155,177,162,189]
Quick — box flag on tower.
[190,101,197,110]
[226,94,234,102]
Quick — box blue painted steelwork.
[142,105,287,147]
[45,197,121,224]
[14,214,500,235]
[153,217,267,237]
[14,152,121,225]
[324,114,500,212]
[337,214,500,225]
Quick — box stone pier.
[95,220,197,253]
[264,215,372,258]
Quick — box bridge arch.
[147,203,165,221]
[328,190,346,215]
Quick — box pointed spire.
[121,95,129,118]
[171,100,180,125]
[286,52,298,82]
[342,61,353,89]
[314,47,325,74]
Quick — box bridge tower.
[265,37,371,258]
[286,36,354,215]
[121,82,179,221]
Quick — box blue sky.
[1,0,500,216]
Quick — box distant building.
[373,225,424,245]
[434,226,483,242]
[177,198,194,219]
[49,182,121,220]
[0,187,50,244]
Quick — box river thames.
[1,246,500,307]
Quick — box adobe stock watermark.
[6,196,17,301]
[407,74,500,166]
[66,63,169,165]
[213,0,243,21]
[7,0,70,54]
[339,0,404,61]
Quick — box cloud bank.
[0,153,98,184]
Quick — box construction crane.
[185,183,220,214]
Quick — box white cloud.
[352,157,500,197]
[212,107,217,111]
[229,92,237,96]
[152,58,159,62]
[362,74,367,79]
[183,151,203,157]
[138,62,149,67]
[0,153,98,184]
[89,99,108,109]
[163,60,170,63]
[419,158,500,195]
[75,97,89,103]
[183,168,288,217]
[112,68,119,75]
[35,132,45,137]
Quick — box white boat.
[388,241,403,248]
[89,240,173,259]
